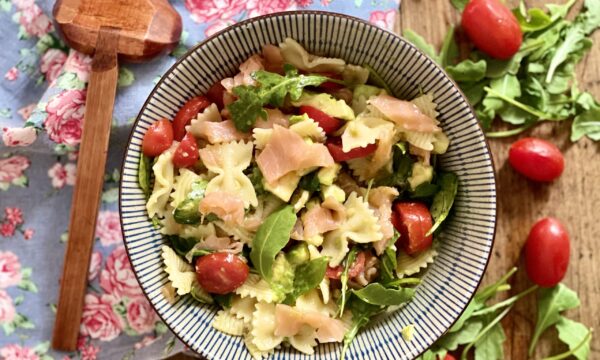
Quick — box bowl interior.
[120,11,496,360]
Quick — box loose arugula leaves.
[284,257,328,304]
[375,144,414,188]
[403,29,440,63]
[228,66,329,132]
[554,317,592,360]
[352,283,415,306]
[138,155,152,198]
[340,295,382,360]
[249,205,296,280]
[427,172,458,236]
[571,107,600,141]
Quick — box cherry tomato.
[326,137,377,162]
[525,217,570,287]
[509,137,564,182]
[316,71,344,92]
[206,81,226,110]
[172,96,211,141]
[441,355,457,360]
[325,251,367,280]
[392,202,433,255]
[299,105,343,134]
[172,132,199,168]
[461,0,522,60]
[142,119,173,157]
[195,253,249,294]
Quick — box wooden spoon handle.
[52,28,119,351]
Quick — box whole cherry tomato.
[461,0,523,59]
[195,253,249,294]
[142,119,173,157]
[326,251,367,280]
[299,105,343,134]
[326,137,377,162]
[172,132,199,168]
[509,137,564,182]
[525,217,570,287]
[172,96,211,141]
[392,202,433,255]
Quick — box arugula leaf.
[445,60,487,82]
[473,315,506,360]
[375,145,414,187]
[173,179,208,225]
[364,64,394,95]
[410,182,440,200]
[247,166,266,196]
[403,29,440,63]
[138,155,152,198]
[213,293,232,309]
[166,235,198,257]
[450,0,468,12]
[546,0,577,21]
[513,7,553,32]
[482,74,521,113]
[352,283,415,306]
[427,172,458,236]
[340,295,382,360]
[379,246,398,284]
[555,317,592,360]
[571,107,600,141]
[579,0,600,34]
[529,283,580,356]
[338,247,359,316]
[190,282,213,304]
[440,26,459,68]
[250,205,296,280]
[298,171,321,192]
[546,27,586,83]
[461,81,487,105]
[228,67,329,132]
[285,257,328,304]
[436,319,483,351]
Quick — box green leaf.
[446,60,487,82]
[529,284,580,356]
[440,26,459,68]
[13,295,24,306]
[375,145,414,188]
[138,155,152,198]
[555,317,591,360]
[269,254,295,300]
[285,257,328,304]
[190,281,214,304]
[118,67,135,87]
[482,74,521,113]
[364,64,394,95]
[55,72,85,90]
[0,0,11,12]
[32,341,50,355]
[410,182,440,200]
[379,246,398,284]
[213,293,233,309]
[547,0,577,21]
[228,86,265,132]
[173,179,209,225]
[339,247,359,316]
[460,81,487,105]
[248,166,266,196]
[166,235,198,257]
[485,55,521,79]
[352,283,415,306]
[340,296,382,360]
[298,171,321,192]
[427,172,458,236]
[546,27,585,84]
[571,107,600,141]
[450,0,468,12]
[436,319,483,351]
[579,0,600,34]
[403,29,439,63]
[474,317,506,360]
[514,8,553,32]
[250,205,296,280]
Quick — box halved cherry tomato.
[317,71,344,92]
[326,251,367,280]
[299,105,343,134]
[142,119,173,157]
[525,217,570,287]
[172,96,211,141]
[392,202,433,255]
[461,0,522,60]
[326,137,377,162]
[172,132,199,168]
[441,355,457,360]
[195,253,249,294]
[206,81,226,110]
[509,137,564,182]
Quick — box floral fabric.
[0,0,400,359]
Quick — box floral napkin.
[0,1,400,359]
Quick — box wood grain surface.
[399,0,600,359]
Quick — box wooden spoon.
[52,0,181,351]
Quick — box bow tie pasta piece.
[396,247,438,278]
[230,295,257,324]
[251,302,284,352]
[170,168,202,209]
[279,38,345,73]
[212,310,246,336]
[161,245,196,296]
[146,146,176,218]
[341,114,395,152]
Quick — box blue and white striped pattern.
[119,11,496,360]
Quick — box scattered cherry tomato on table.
[172,132,199,168]
[195,253,249,294]
[524,217,570,287]
[299,105,343,134]
[392,202,433,255]
[508,137,565,182]
[142,119,173,157]
[172,96,211,141]
[326,137,377,162]
[461,0,523,59]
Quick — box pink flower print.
[18,103,37,121]
[18,4,53,37]
[12,0,34,10]
[44,89,86,146]
[0,251,22,288]
[4,67,18,81]
[0,290,16,324]
[40,49,67,84]
[297,0,312,5]
[369,10,398,32]
[320,0,331,5]
[0,344,40,360]
[23,228,34,240]
[64,50,92,83]
[100,246,141,298]
[5,208,23,226]
[2,127,37,147]
[246,0,295,17]
[134,335,158,350]
[95,211,123,247]
[48,162,76,189]
[0,155,30,183]
[0,222,16,237]
[68,151,79,161]
[184,0,246,24]
[126,296,158,334]
[79,344,100,360]
[79,293,124,341]
[88,251,102,281]
[205,19,235,37]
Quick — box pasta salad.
[138,38,458,359]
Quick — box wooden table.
[399,0,600,358]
